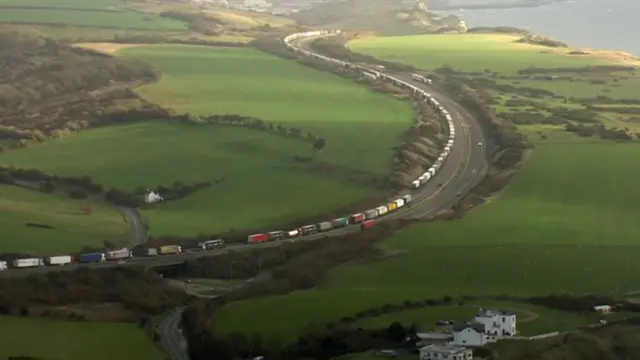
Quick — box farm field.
[0,121,372,236]
[119,45,414,176]
[0,184,128,254]
[0,0,187,29]
[0,315,163,360]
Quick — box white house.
[451,322,488,346]
[145,190,164,204]
[420,344,472,360]
[594,305,612,314]
[473,308,517,338]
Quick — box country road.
[158,307,190,360]
[118,206,148,247]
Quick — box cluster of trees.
[516,34,568,48]
[0,267,186,321]
[565,123,634,140]
[517,65,635,76]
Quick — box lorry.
[375,206,388,216]
[394,198,405,208]
[364,209,378,220]
[402,194,413,204]
[106,248,131,261]
[247,233,268,244]
[287,229,300,238]
[13,258,44,268]
[387,202,398,212]
[0,261,7,271]
[267,231,286,241]
[159,245,182,255]
[349,213,365,224]
[147,248,159,257]
[78,253,105,264]
[375,65,385,71]
[332,217,349,228]
[46,255,72,266]
[201,239,225,250]
[412,180,420,188]
[301,224,320,235]
[361,220,377,230]
[318,221,333,232]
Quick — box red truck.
[247,233,268,244]
[360,220,376,230]
[350,213,366,224]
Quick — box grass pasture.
[0,184,128,254]
[120,45,414,176]
[0,121,372,236]
[0,0,187,29]
[0,315,163,360]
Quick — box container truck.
[13,258,44,268]
[201,239,225,250]
[386,202,397,211]
[301,224,319,235]
[332,217,349,228]
[247,233,268,244]
[159,245,182,255]
[428,168,436,176]
[412,180,420,188]
[78,253,105,263]
[361,220,376,230]
[376,65,385,71]
[402,195,413,204]
[0,261,7,271]
[106,249,131,261]
[318,221,333,232]
[349,213,365,224]
[147,248,159,256]
[364,209,378,219]
[394,198,405,208]
[46,255,72,266]
[267,231,286,241]
[288,229,300,238]
[375,206,388,216]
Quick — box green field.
[120,45,414,176]
[210,34,640,340]
[0,315,163,360]
[0,0,186,29]
[0,122,372,236]
[0,184,128,254]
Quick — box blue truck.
[79,252,105,263]
[331,217,349,228]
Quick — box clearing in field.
[118,45,414,176]
[0,315,163,360]
[0,0,186,29]
[0,184,128,254]
[0,122,372,236]
[212,142,640,338]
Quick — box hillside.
[292,0,465,35]
[0,28,158,145]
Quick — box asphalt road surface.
[158,307,190,360]
[118,207,148,247]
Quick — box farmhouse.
[419,344,472,360]
[451,308,517,346]
[145,190,164,204]
[594,305,612,313]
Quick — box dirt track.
[73,42,145,55]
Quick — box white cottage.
[420,344,472,360]
[145,191,164,204]
[473,308,517,338]
[452,322,488,346]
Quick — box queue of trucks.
[0,30,458,273]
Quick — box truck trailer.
[159,245,182,255]
[78,253,105,264]
[247,233,268,244]
[201,239,225,250]
[349,213,365,224]
[106,249,131,261]
[318,221,333,232]
[46,255,72,266]
[0,261,7,271]
[332,217,349,228]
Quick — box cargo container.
[247,233,268,244]
[376,206,388,216]
[376,65,385,71]
[412,180,420,188]
[46,255,72,266]
[438,155,444,162]
[301,224,320,235]
[419,175,428,185]
[349,213,365,224]
[79,253,105,263]
[147,248,159,256]
[387,202,398,211]
[332,217,349,228]
[364,209,378,220]
[428,168,436,176]
[361,220,377,230]
[0,261,7,271]
[318,222,333,232]
[13,258,43,268]
[288,229,300,237]
[267,231,286,241]
[159,245,182,255]
[394,198,405,208]
[201,239,225,250]
[403,195,413,204]
[106,248,131,261]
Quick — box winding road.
[0,32,489,360]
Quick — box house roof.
[476,308,516,317]
[420,344,470,355]
[453,322,485,333]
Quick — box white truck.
[106,248,132,261]
[13,258,44,268]
[0,261,7,271]
[46,255,72,266]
